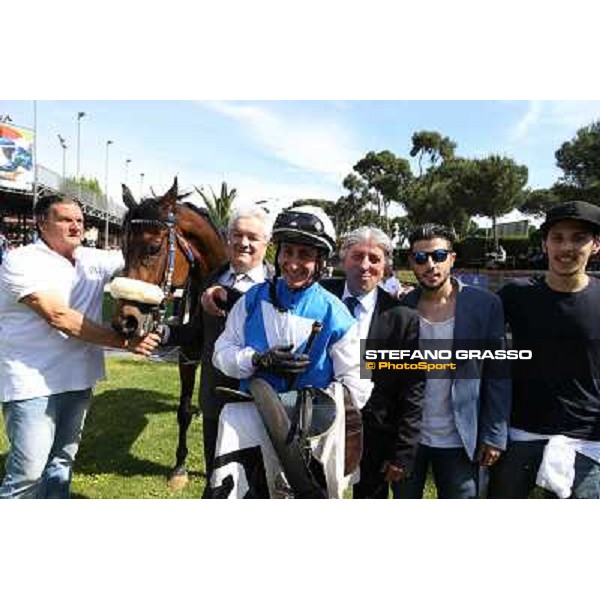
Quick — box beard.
[416,270,450,291]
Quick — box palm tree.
[194,181,237,229]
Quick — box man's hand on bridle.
[126,333,161,357]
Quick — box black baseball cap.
[541,201,600,235]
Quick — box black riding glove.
[251,344,310,377]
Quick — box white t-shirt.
[419,315,462,448]
[0,240,124,401]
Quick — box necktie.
[344,295,360,318]
[229,272,245,288]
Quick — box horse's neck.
[180,209,227,278]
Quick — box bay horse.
[112,178,227,489]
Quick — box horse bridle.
[127,211,196,334]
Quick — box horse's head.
[111,177,226,338]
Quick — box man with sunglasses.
[488,201,600,499]
[398,224,511,498]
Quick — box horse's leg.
[168,353,198,490]
[168,280,199,491]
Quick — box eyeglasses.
[411,249,452,265]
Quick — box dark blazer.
[321,278,425,471]
[402,277,511,459]
[167,262,273,420]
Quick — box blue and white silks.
[211,279,371,498]
[213,279,371,408]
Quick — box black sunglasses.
[411,249,452,265]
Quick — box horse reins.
[128,211,196,334]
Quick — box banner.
[0,123,34,191]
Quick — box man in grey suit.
[161,207,272,488]
[397,223,511,498]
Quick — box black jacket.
[321,278,425,471]
[166,263,273,420]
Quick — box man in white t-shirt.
[0,195,160,499]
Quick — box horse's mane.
[124,195,224,241]
[181,201,225,240]
[182,201,210,221]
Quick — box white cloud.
[510,100,600,142]
[198,101,360,183]
[510,100,542,141]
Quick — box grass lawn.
[0,356,206,499]
[0,355,438,499]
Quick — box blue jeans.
[488,440,600,499]
[393,444,479,499]
[0,389,92,499]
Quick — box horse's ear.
[122,184,137,211]
[167,177,178,199]
[162,177,179,210]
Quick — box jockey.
[211,206,371,498]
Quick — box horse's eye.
[147,243,162,256]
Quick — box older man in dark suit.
[161,207,273,488]
[323,226,425,499]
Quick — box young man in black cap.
[489,201,600,499]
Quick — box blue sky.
[2,100,600,223]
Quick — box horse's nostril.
[123,315,139,335]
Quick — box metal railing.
[37,164,126,222]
